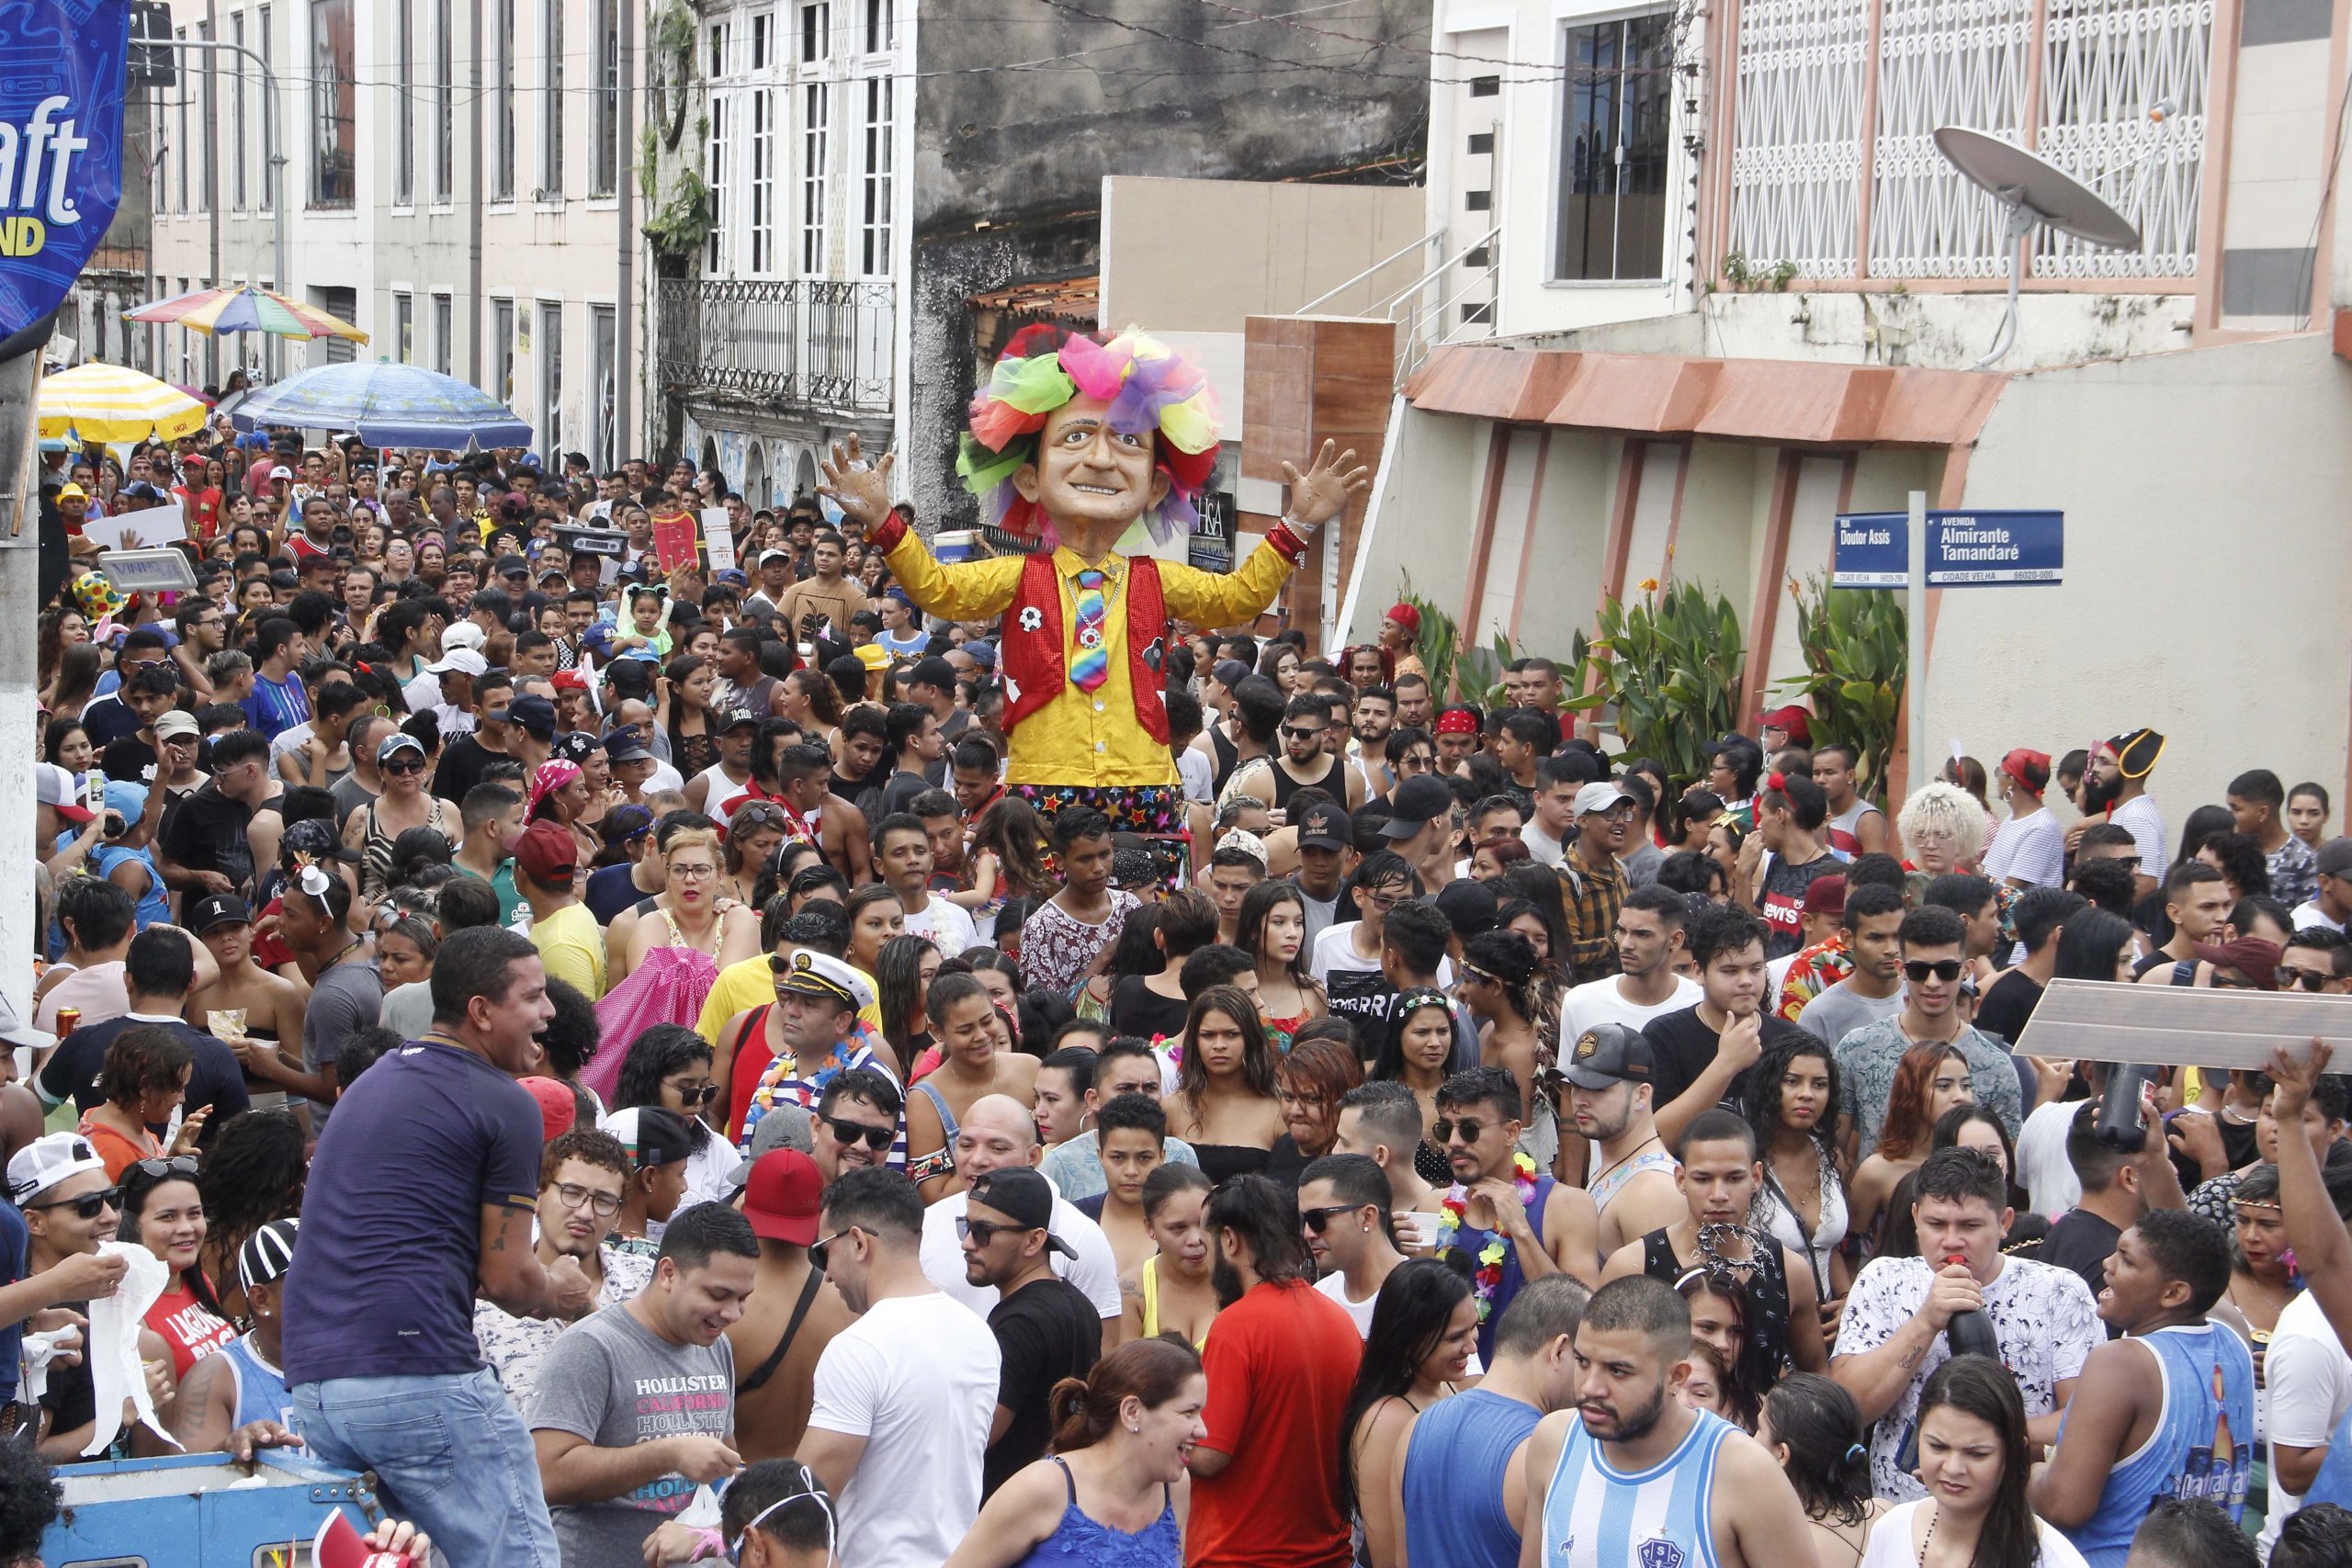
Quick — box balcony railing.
[656,276,895,416]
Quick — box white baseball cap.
[7,1132,107,1205]
[439,621,489,653]
[424,648,488,676]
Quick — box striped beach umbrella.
[36,363,210,444]
[124,283,369,343]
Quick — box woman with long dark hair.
[1237,880,1322,1053]
[2052,907,2138,984]
[1758,1372,1883,1565]
[1675,1266,1771,1432]
[1879,1105,2041,1262]
[873,932,941,1071]
[121,1154,235,1375]
[1370,987,1463,1188]
[611,1023,736,1206]
[1339,1257,1477,1567]
[659,653,719,781]
[196,1108,306,1324]
[1164,986,1283,1183]
[1744,1033,1851,1322]
[945,1337,1201,1567]
[1857,1355,2085,1566]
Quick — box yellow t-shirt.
[530,902,608,1001]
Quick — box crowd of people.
[6,423,2352,1568]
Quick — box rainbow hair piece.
[956,323,1222,546]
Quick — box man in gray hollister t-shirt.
[529,1205,757,1568]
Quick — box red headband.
[1435,709,1480,737]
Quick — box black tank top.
[1209,724,1240,795]
[1638,1227,1797,1379]
[1271,750,1347,810]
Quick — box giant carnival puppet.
[818,324,1367,849]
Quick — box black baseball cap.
[189,893,252,933]
[967,1168,1078,1258]
[506,695,560,739]
[615,1106,695,1169]
[1296,802,1349,852]
[1380,775,1453,837]
[282,818,363,864]
[1561,1023,1656,1090]
[907,656,957,692]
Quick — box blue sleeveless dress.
[1009,1456,1182,1568]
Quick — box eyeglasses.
[383,757,425,775]
[666,1081,722,1108]
[1903,959,1965,983]
[1360,887,1408,913]
[550,1181,623,1217]
[808,1225,857,1270]
[956,1216,1029,1247]
[28,1186,121,1219]
[132,1156,200,1181]
[669,861,717,880]
[1430,1118,1490,1145]
[1299,1203,1362,1235]
[820,1115,895,1152]
[2278,964,2331,993]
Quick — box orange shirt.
[76,1113,160,1181]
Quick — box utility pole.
[616,0,635,464]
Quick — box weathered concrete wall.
[909,0,1433,526]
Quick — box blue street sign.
[1832,510,2063,588]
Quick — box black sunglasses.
[1429,1118,1492,1145]
[383,757,426,775]
[820,1115,894,1153]
[1282,726,1325,741]
[1903,959,1965,983]
[2278,964,2331,993]
[809,1227,850,1271]
[1299,1203,1361,1235]
[667,1082,722,1108]
[28,1185,121,1220]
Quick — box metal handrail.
[1295,227,1449,315]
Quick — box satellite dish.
[1933,127,2142,369]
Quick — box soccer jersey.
[1539,1406,1736,1568]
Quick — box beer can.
[53,1008,80,1038]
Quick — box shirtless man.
[726,1147,854,1462]
[776,742,870,886]
[1562,1025,1686,1260]
[183,894,309,1106]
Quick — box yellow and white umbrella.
[36,362,210,445]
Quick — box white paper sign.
[701,508,736,573]
[91,505,189,552]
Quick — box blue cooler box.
[44,1450,374,1568]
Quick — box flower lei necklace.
[1434,1150,1540,1321]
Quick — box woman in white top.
[1745,1033,1851,1327]
[1858,1356,2088,1568]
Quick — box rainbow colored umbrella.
[124,283,369,344]
[36,363,210,444]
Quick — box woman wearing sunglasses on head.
[120,1154,235,1377]
[612,1024,740,1210]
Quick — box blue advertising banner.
[0,0,131,341]
[1833,510,2064,588]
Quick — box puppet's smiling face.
[1013,392,1170,548]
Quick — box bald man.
[914,1094,1124,1321]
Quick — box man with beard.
[1351,683,1396,798]
[808,1068,903,1180]
[1516,1276,1811,1568]
[1185,1173,1362,1568]
[1394,671,1433,731]
[1561,1026,1686,1262]
[1238,694,1363,817]
[530,1203,756,1568]
[2069,728,2167,897]
[1432,1067,1600,1362]
[799,1167,1000,1567]
[962,1166,1102,1495]
[475,1129,652,1408]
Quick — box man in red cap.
[517,819,605,1000]
[1984,749,2064,890]
[1758,705,1813,757]
[1379,603,1425,682]
[727,1148,854,1463]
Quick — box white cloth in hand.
[84,1240,178,1456]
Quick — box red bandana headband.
[1435,709,1480,737]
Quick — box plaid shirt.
[1776,930,1852,1021]
[1559,845,1624,979]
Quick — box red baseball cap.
[523,1076,578,1142]
[743,1148,822,1245]
[514,818,579,884]
[1758,705,1813,746]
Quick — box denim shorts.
[292,1368,558,1568]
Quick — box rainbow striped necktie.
[1070,570,1110,691]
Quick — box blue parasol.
[228,360,535,449]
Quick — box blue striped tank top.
[219,1333,291,1432]
[1540,1404,1734,1568]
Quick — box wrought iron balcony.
[656,276,895,417]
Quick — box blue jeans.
[292,1370,559,1568]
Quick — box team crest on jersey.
[1636,1540,1686,1568]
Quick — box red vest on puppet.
[997,551,1170,745]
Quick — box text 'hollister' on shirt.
[278,1039,545,1387]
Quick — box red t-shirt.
[145,1280,236,1376]
[1187,1279,1362,1568]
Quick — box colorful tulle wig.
[956,323,1222,546]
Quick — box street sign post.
[1834,500,2065,795]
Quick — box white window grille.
[2033,0,2211,278]
[802,82,830,275]
[1868,0,2033,278]
[1725,0,1869,277]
